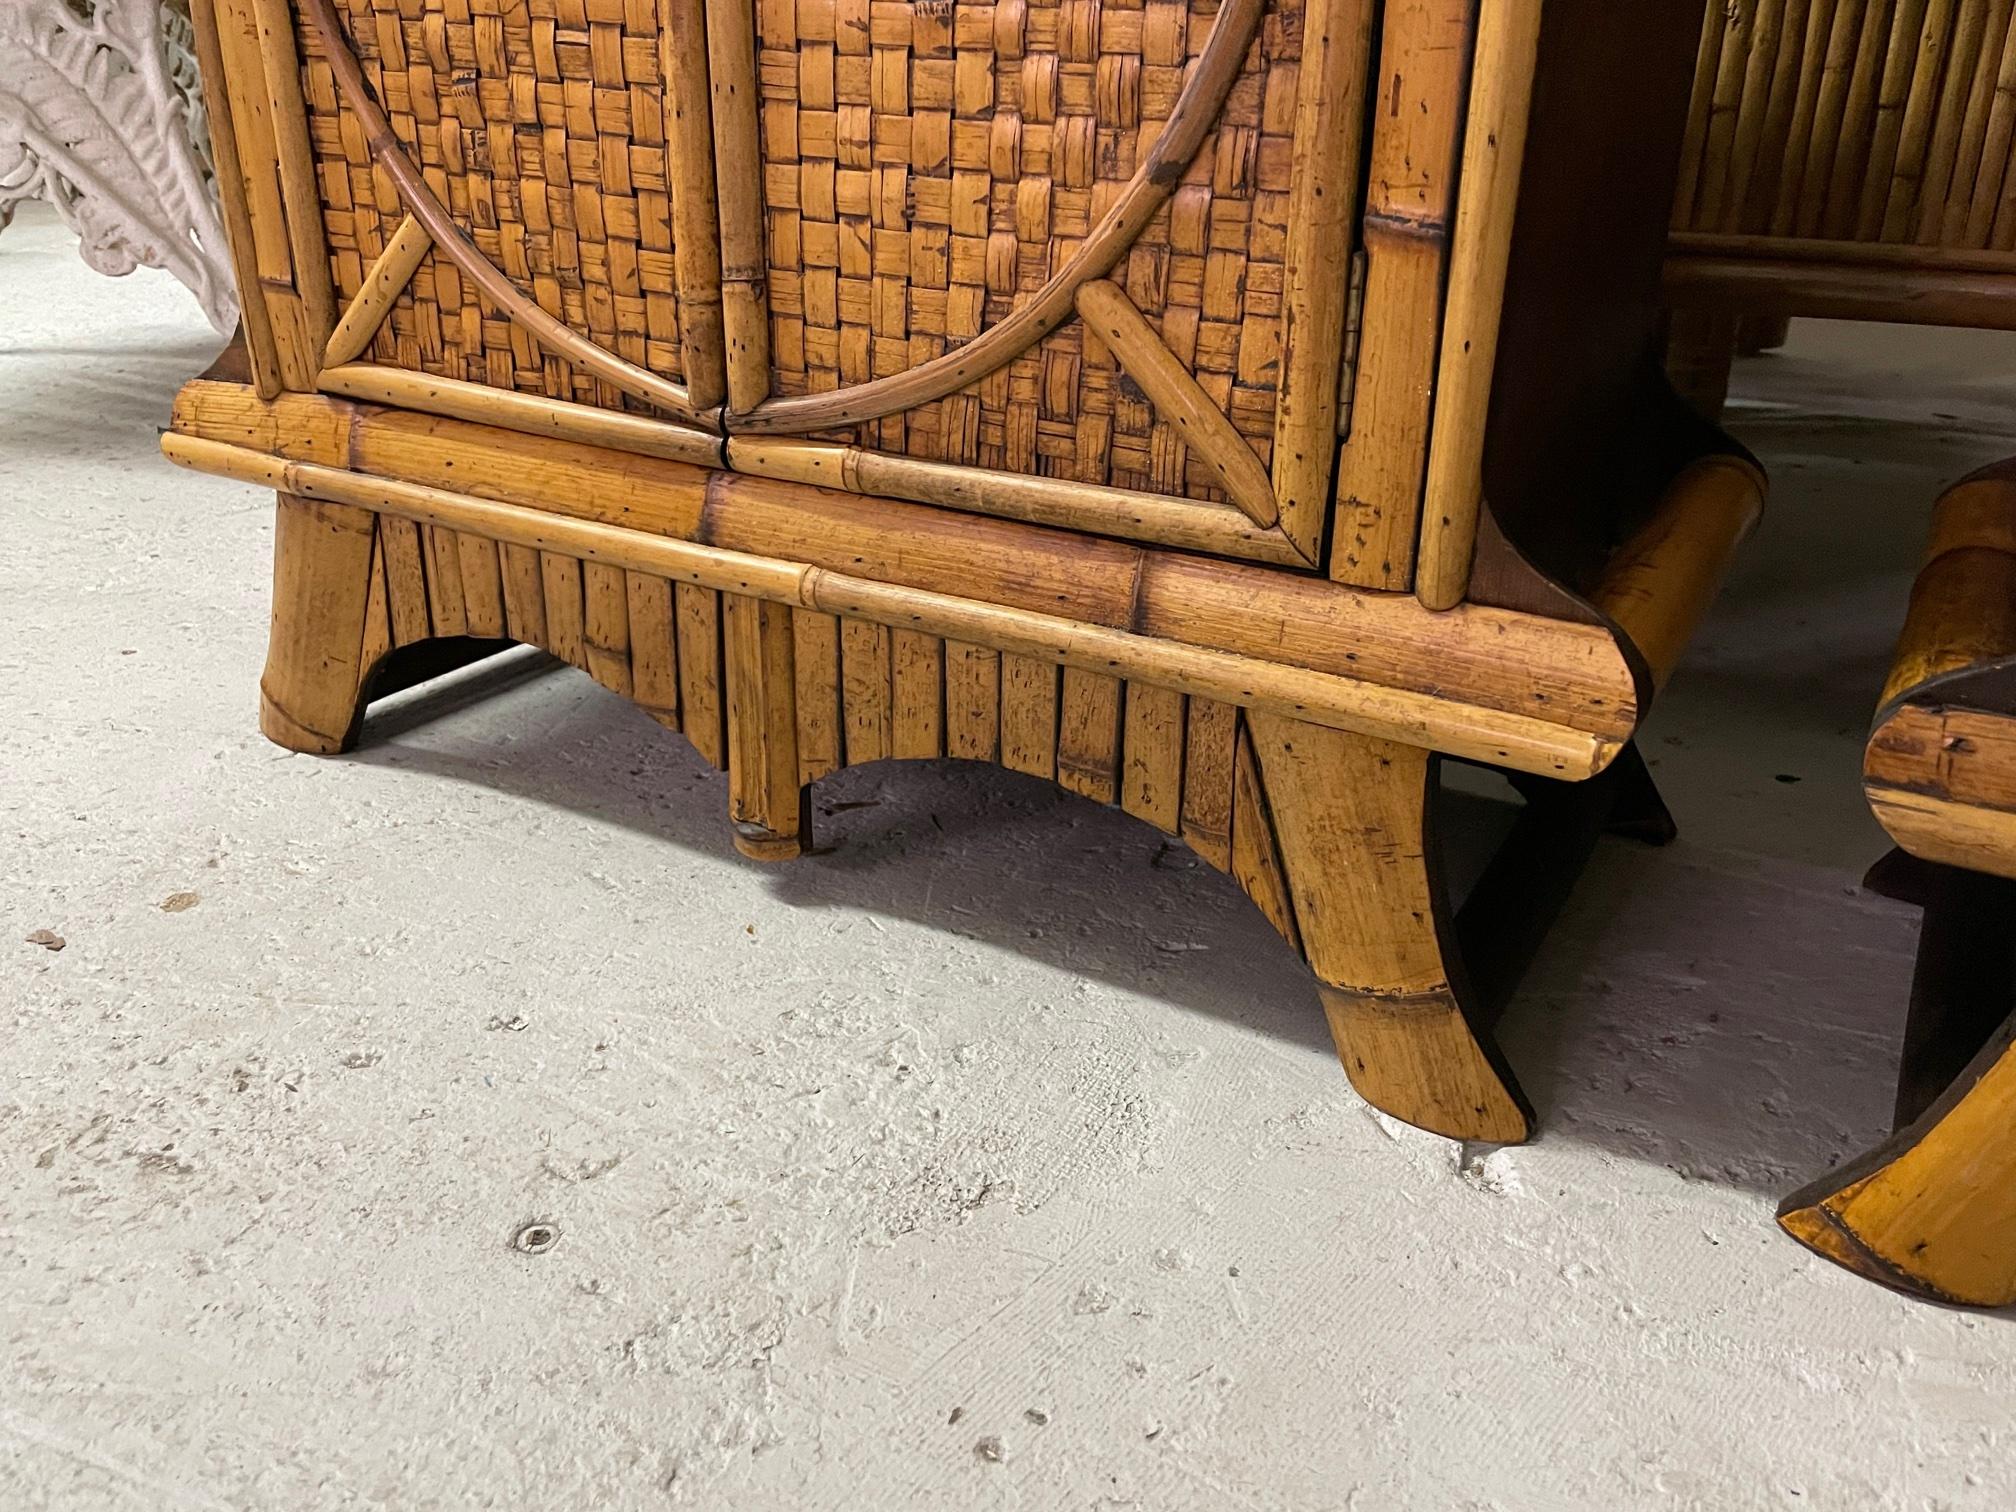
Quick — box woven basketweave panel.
[300,0,693,412]
[753,0,1308,501]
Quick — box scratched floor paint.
[4,205,2014,1509]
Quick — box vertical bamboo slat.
[664,0,728,411]
[1771,0,1845,233]
[381,517,431,646]
[1271,0,1375,563]
[211,0,318,388]
[1120,684,1186,836]
[1913,0,1993,241]
[676,583,727,768]
[1870,0,1955,238]
[187,0,280,396]
[1330,0,1473,589]
[425,527,469,638]
[1057,669,1123,804]
[1000,654,1059,780]
[540,552,586,669]
[248,0,335,361]
[945,642,1002,763]
[1697,0,1765,230]
[1179,698,1239,872]
[891,630,946,760]
[627,572,682,728]
[1230,727,1301,949]
[456,533,508,640]
[705,0,771,413]
[841,619,893,765]
[1819,0,1904,238]
[792,610,844,784]
[584,563,635,696]
[1676,0,1737,222]
[1415,0,1546,611]
[499,543,548,649]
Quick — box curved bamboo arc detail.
[297,0,719,433]
[727,0,1269,435]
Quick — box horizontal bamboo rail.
[160,430,1620,779]
[296,0,716,430]
[320,365,1293,560]
[170,380,1645,741]
[1668,230,2016,270]
[319,365,724,468]
[1665,253,2016,326]
[724,437,1303,565]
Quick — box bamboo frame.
[187,0,279,397]
[702,0,768,415]
[322,215,432,370]
[210,0,320,388]
[1414,0,1547,611]
[318,366,724,468]
[663,0,728,411]
[1330,0,1474,589]
[168,381,1649,743]
[1271,0,1376,563]
[160,430,1625,779]
[317,365,1292,560]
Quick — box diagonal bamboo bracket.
[1073,280,1281,530]
[322,214,433,370]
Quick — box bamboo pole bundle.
[1913,0,1996,242]
[1960,5,2016,243]
[1770,0,1845,235]
[1872,0,1960,238]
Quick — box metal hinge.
[1335,248,1368,441]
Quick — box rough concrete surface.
[4,204,2014,1509]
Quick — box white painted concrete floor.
[5,203,2015,1509]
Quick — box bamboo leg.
[1245,713,1533,1144]
[1779,863,2016,1306]
[259,493,378,754]
[725,593,808,861]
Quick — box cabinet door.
[295,0,727,420]
[712,0,1381,564]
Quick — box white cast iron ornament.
[0,0,239,333]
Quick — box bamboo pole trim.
[322,215,433,370]
[727,0,1269,437]
[297,0,718,433]
[158,431,1619,781]
[723,437,1308,565]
